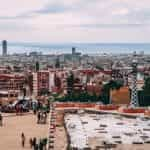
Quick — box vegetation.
[95,65,104,70]
[143,77,150,95]
[55,91,101,102]
[101,80,123,104]
[53,75,150,106]
[40,88,49,95]
[103,80,123,92]
[138,77,150,106]
[55,80,123,104]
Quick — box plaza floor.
[0,113,49,150]
[65,112,150,149]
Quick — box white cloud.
[0,0,49,17]
[0,0,150,42]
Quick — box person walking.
[16,105,19,115]
[37,111,41,124]
[39,140,44,150]
[43,112,47,124]
[29,138,33,148]
[34,143,39,150]
[21,133,26,148]
[32,101,37,115]
[0,113,3,126]
[32,137,37,149]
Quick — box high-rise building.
[72,47,76,55]
[32,71,50,96]
[0,74,25,90]
[2,40,7,56]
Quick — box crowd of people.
[0,99,50,149]
[21,132,48,150]
[37,111,47,124]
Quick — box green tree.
[55,91,101,102]
[40,88,49,95]
[143,77,150,95]
[95,65,104,70]
[101,80,123,104]
[138,77,150,106]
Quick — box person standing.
[39,139,43,150]
[37,111,41,124]
[34,143,39,150]
[0,113,3,126]
[32,101,37,115]
[16,105,19,115]
[32,137,37,149]
[21,133,26,148]
[29,138,33,148]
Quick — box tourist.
[34,143,39,150]
[37,111,41,124]
[29,138,33,148]
[39,139,44,150]
[43,138,47,150]
[32,101,37,115]
[20,104,24,115]
[47,100,50,113]
[16,105,19,115]
[38,101,42,110]
[33,109,36,115]
[44,112,47,124]
[21,133,26,148]
[0,113,3,126]
[32,137,37,148]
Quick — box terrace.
[64,111,150,149]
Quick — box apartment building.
[0,73,25,97]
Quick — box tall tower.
[130,59,139,107]
[72,47,76,55]
[2,40,7,56]
[72,47,76,66]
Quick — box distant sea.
[0,42,150,55]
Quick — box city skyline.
[0,0,150,43]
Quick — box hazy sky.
[0,0,150,43]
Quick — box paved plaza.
[65,113,150,149]
[0,113,49,150]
